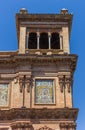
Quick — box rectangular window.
[35,79,54,104]
[0,84,9,107]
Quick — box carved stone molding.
[60,122,76,129]
[37,126,54,130]
[58,76,64,92]
[0,108,78,121]
[11,122,32,129]
[0,54,78,72]
[0,129,8,130]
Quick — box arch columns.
[37,32,40,49]
[48,32,51,49]
[26,32,29,49]
[60,35,63,50]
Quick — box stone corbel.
[19,75,34,93]
[19,75,23,93]
[66,76,72,93]
[26,75,32,93]
[59,76,64,92]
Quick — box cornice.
[0,108,78,121]
[0,54,78,72]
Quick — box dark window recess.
[51,33,60,49]
[28,33,37,49]
[40,33,49,49]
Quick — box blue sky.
[0,0,85,129]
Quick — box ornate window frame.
[34,78,56,105]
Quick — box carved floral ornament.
[58,75,73,93]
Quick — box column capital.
[48,32,51,36]
[27,32,29,36]
[59,34,62,37]
[37,32,40,37]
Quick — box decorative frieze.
[0,108,78,121]
[60,122,76,129]
[11,122,32,129]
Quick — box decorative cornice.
[0,54,78,72]
[0,108,78,121]
[0,128,9,130]
[11,122,32,129]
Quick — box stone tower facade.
[0,9,78,130]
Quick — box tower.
[0,9,78,130]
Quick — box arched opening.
[51,33,60,49]
[28,32,37,49]
[40,33,48,49]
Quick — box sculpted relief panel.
[35,79,54,104]
[0,84,9,106]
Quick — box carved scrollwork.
[59,75,73,93]
[19,75,24,93]
[65,76,73,93]
[59,76,64,92]
[19,75,34,93]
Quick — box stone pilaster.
[19,27,26,54]
[62,27,70,54]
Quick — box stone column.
[26,33,29,49]
[48,32,51,49]
[37,32,40,49]
[62,27,70,53]
[60,35,63,49]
